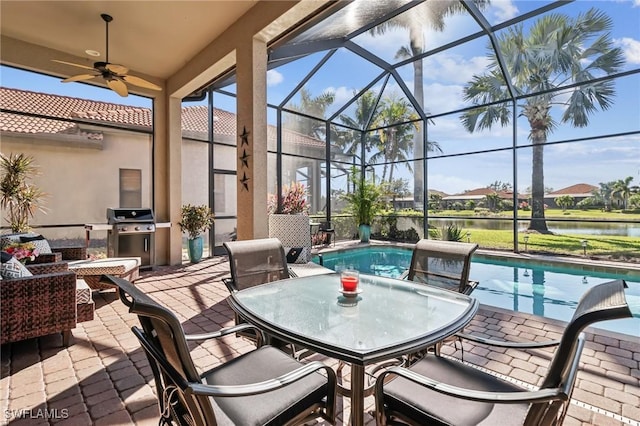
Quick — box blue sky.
[2,0,639,195]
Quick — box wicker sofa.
[1,261,94,346]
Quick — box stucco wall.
[1,128,152,240]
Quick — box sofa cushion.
[0,257,33,279]
[76,279,92,305]
[20,234,53,254]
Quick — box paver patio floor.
[1,256,638,425]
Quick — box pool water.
[314,246,640,337]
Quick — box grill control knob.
[147,225,153,230]
[135,226,141,231]
[121,227,128,232]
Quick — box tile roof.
[1,87,324,149]
[547,183,597,196]
[444,187,516,199]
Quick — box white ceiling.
[0,1,259,80]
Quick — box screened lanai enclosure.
[183,0,639,259]
[2,1,637,263]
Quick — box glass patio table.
[227,272,478,426]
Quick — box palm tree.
[337,90,381,158]
[460,8,624,232]
[612,176,634,209]
[369,1,486,204]
[285,87,335,140]
[370,93,420,183]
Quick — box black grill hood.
[107,208,155,223]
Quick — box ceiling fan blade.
[62,74,98,83]
[106,63,129,75]
[122,75,162,91]
[52,59,96,71]
[107,79,129,97]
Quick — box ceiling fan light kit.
[53,13,161,97]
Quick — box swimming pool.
[313,246,640,337]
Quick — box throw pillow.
[1,251,13,263]
[0,257,33,279]
[0,234,23,250]
[20,235,52,254]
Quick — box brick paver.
[1,256,638,425]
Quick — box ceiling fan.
[53,13,161,97]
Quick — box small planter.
[187,236,204,263]
[358,224,371,243]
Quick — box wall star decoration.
[240,149,250,168]
[239,126,250,146]
[238,126,251,192]
[240,171,250,191]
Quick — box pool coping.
[313,239,640,280]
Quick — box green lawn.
[430,208,640,220]
[468,228,639,261]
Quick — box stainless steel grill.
[107,208,155,269]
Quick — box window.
[120,169,142,207]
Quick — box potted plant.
[178,204,214,263]
[0,153,47,233]
[341,168,383,242]
[268,182,311,263]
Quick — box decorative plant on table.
[178,204,214,263]
[341,167,383,242]
[0,153,47,233]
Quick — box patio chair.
[405,239,479,295]
[222,238,289,342]
[374,279,632,426]
[317,221,335,247]
[222,238,316,359]
[222,238,290,292]
[102,274,337,426]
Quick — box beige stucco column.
[235,35,268,240]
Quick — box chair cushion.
[203,345,328,426]
[0,257,33,279]
[383,355,528,426]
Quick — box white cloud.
[423,53,490,84]
[614,37,640,64]
[489,0,519,22]
[428,173,483,194]
[266,69,283,87]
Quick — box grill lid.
[107,208,155,223]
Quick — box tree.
[428,193,443,211]
[285,87,335,139]
[370,93,419,184]
[612,176,634,209]
[555,195,575,211]
[484,192,501,212]
[338,90,381,158]
[488,181,512,192]
[0,153,47,233]
[461,9,624,233]
[593,181,615,209]
[369,1,486,205]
